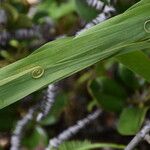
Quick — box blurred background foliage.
[0,0,150,150]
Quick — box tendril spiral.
[144,20,150,33]
[31,66,45,79]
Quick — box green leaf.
[88,77,126,112]
[116,51,150,82]
[94,77,127,98]
[117,107,149,135]
[0,2,150,109]
[118,63,140,90]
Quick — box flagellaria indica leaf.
[0,1,150,109]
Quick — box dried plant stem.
[10,84,56,150]
[0,19,54,46]
[10,106,38,150]
[125,121,150,150]
[77,1,115,35]
[86,0,105,11]
[36,84,56,121]
[0,28,40,46]
[84,5,115,28]
[46,109,101,150]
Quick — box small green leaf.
[118,107,148,135]
[89,77,127,112]
[118,64,139,90]
[96,77,127,98]
[117,51,150,83]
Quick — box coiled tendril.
[31,66,45,79]
[144,20,150,33]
